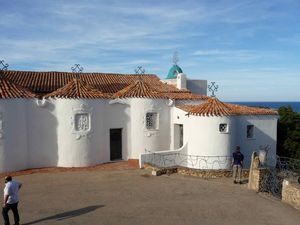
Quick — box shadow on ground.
[23,205,104,225]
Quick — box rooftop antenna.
[0,60,9,71]
[208,82,219,97]
[71,64,83,79]
[172,51,179,66]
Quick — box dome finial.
[172,51,179,66]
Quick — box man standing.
[2,176,22,225]
[232,146,244,184]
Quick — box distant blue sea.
[228,102,300,113]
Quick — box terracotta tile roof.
[2,70,187,94]
[44,78,110,99]
[1,70,207,100]
[113,79,166,99]
[167,92,209,100]
[0,75,36,99]
[177,98,277,116]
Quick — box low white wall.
[139,143,187,168]
[139,143,232,169]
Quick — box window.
[146,112,158,130]
[247,125,254,138]
[219,123,228,133]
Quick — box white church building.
[0,64,278,173]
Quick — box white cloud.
[193,49,279,60]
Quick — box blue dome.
[166,65,183,79]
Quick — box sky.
[0,0,300,101]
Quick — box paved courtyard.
[1,165,300,225]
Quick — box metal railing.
[142,152,232,170]
[259,156,300,198]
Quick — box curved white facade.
[172,107,277,169]
[130,98,171,158]
[0,97,278,173]
[56,99,99,167]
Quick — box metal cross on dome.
[0,60,9,71]
[208,82,219,97]
[71,64,84,73]
[134,66,145,75]
[173,51,179,65]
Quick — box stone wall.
[248,168,270,192]
[144,163,249,178]
[178,167,249,178]
[248,151,272,192]
[282,179,300,211]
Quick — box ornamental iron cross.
[208,82,219,97]
[0,60,9,71]
[173,51,179,65]
[134,66,145,75]
[71,64,84,73]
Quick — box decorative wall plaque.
[70,104,93,140]
[74,113,89,131]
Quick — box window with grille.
[247,125,254,138]
[146,112,158,130]
[219,123,228,133]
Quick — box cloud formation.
[0,0,299,100]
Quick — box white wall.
[177,73,187,90]
[172,108,278,169]
[105,101,131,161]
[0,97,172,172]
[129,98,171,158]
[55,99,103,167]
[236,116,278,167]
[173,108,236,157]
[0,99,28,172]
[26,99,58,168]
[55,99,130,167]
[0,96,278,172]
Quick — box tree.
[277,106,300,159]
